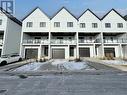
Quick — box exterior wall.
[78,10,101,32]
[122,45,127,58]
[2,18,21,55]
[102,10,127,33]
[21,8,127,59]
[51,8,78,32]
[22,8,50,33]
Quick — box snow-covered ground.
[13,62,48,71]
[13,59,95,72]
[102,60,127,65]
[62,62,90,70]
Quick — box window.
[54,22,60,27]
[0,19,2,25]
[26,22,33,27]
[117,23,123,28]
[67,22,73,27]
[105,23,111,28]
[40,22,46,27]
[80,23,85,28]
[92,23,98,28]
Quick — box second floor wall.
[22,7,127,33]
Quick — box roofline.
[78,9,101,20]
[101,8,126,21]
[22,7,50,21]
[51,7,78,20]
[0,7,22,26]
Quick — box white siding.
[102,10,127,32]
[22,8,50,33]
[51,8,78,32]
[78,10,101,32]
[2,18,21,55]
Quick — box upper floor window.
[80,23,85,28]
[26,22,33,27]
[117,23,123,28]
[54,22,60,27]
[40,22,46,27]
[105,23,111,28]
[0,19,2,25]
[67,22,73,27]
[92,23,98,28]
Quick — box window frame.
[117,23,123,28]
[26,22,33,27]
[105,23,111,28]
[67,22,73,27]
[40,22,46,27]
[92,23,98,28]
[80,23,86,28]
[54,22,60,27]
[0,19,2,25]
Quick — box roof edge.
[78,9,101,20]
[22,7,50,21]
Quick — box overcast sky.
[13,0,127,20]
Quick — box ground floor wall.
[21,44,127,60]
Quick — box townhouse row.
[1,7,127,60]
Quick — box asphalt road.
[0,73,127,95]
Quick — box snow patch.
[14,62,47,71]
[102,60,127,65]
[63,62,88,70]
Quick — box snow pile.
[102,60,127,65]
[51,60,91,70]
[63,62,88,70]
[14,62,47,71]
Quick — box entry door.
[25,49,38,59]
[52,48,65,59]
[79,48,90,57]
[104,48,115,57]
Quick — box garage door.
[104,48,115,57]
[52,49,65,59]
[25,49,38,59]
[79,48,90,57]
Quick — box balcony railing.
[51,39,76,44]
[79,39,101,43]
[23,39,49,44]
[104,39,127,43]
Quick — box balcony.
[103,38,127,43]
[23,39,49,44]
[51,39,76,44]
